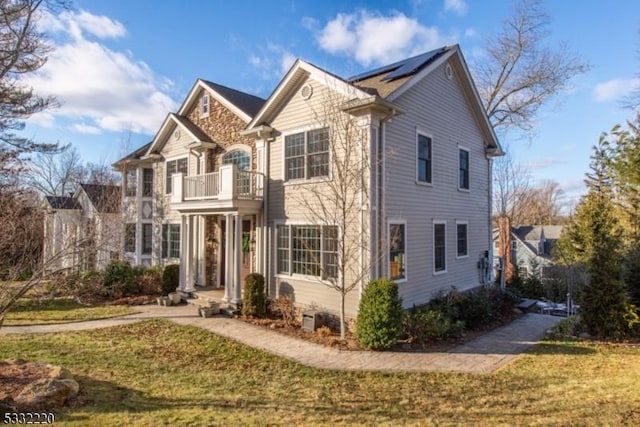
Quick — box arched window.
[222,149,250,170]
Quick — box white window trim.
[433,220,447,275]
[388,219,407,283]
[458,145,470,192]
[416,128,433,186]
[273,220,340,285]
[162,223,181,260]
[281,125,332,184]
[164,155,189,194]
[455,220,469,259]
[200,93,210,118]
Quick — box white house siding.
[384,60,491,307]
[267,76,368,318]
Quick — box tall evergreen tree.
[558,136,629,337]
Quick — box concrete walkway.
[1,304,563,374]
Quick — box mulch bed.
[240,308,524,352]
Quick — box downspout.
[261,132,270,297]
[488,156,494,285]
[376,110,397,280]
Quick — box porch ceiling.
[170,199,263,215]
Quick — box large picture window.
[284,128,329,181]
[389,222,406,281]
[434,221,446,273]
[417,133,432,184]
[162,224,181,258]
[165,158,188,194]
[276,224,338,280]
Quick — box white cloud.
[315,10,454,66]
[22,10,177,135]
[464,28,476,38]
[71,123,103,134]
[280,52,296,74]
[526,157,566,170]
[248,43,297,79]
[444,0,467,15]
[594,77,640,102]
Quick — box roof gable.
[247,59,372,129]
[146,113,213,156]
[178,79,265,123]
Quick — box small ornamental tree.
[356,278,403,350]
[242,273,266,318]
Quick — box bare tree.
[286,90,373,340]
[474,0,589,135]
[520,179,565,225]
[493,150,532,226]
[27,147,84,196]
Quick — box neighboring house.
[42,184,121,271]
[493,225,564,279]
[115,44,503,318]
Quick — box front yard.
[2,298,137,326]
[1,320,639,425]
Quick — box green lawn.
[3,298,136,325]
[1,320,639,426]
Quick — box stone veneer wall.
[185,94,257,173]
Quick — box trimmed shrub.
[403,308,465,342]
[356,278,403,350]
[161,264,180,296]
[103,260,134,297]
[242,273,266,318]
[134,266,163,295]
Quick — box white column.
[198,215,205,286]
[233,213,242,303]
[223,213,233,301]
[184,215,196,292]
[179,215,187,291]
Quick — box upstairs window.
[142,168,153,197]
[222,149,250,170]
[459,147,470,190]
[417,133,432,184]
[200,93,210,117]
[125,169,136,197]
[284,128,329,181]
[165,158,188,194]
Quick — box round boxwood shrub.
[242,273,266,318]
[356,278,403,350]
[162,264,180,296]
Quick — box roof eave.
[340,96,406,117]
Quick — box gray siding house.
[116,44,503,318]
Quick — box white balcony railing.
[172,164,263,203]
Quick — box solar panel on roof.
[348,47,447,82]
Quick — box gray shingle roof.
[201,80,266,117]
[45,196,79,210]
[79,183,121,213]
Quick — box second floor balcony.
[171,164,263,213]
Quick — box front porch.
[175,210,263,307]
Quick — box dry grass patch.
[3,298,136,325]
[0,320,639,425]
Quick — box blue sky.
[20,0,640,209]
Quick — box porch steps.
[184,288,239,317]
